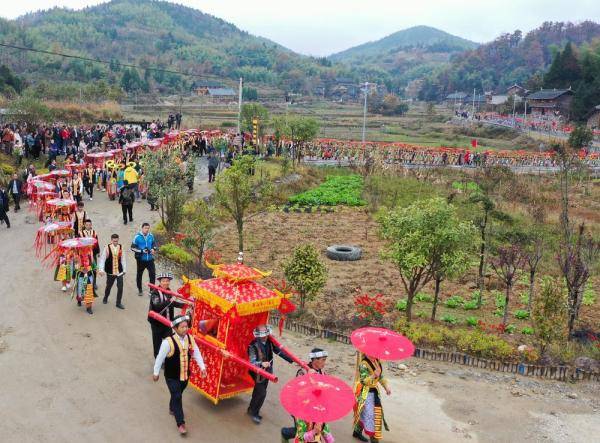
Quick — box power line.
[0,42,228,83]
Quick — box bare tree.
[525,237,544,312]
[557,224,599,338]
[490,245,528,325]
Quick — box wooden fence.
[268,314,599,382]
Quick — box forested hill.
[418,21,600,100]
[330,26,477,61]
[328,25,478,93]
[0,0,344,95]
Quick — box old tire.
[326,245,362,261]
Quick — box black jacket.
[148,288,184,326]
[7,179,22,195]
[248,338,293,381]
[0,190,8,212]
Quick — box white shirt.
[153,334,206,376]
[98,244,127,275]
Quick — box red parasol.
[27,180,55,196]
[43,198,77,221]
[351,327,414,361]
[280,373,355,423]
[85,152,114,167]
[34,221,73,258]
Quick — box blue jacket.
[131,232,156,261]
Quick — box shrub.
[445,295,464,309]
[415,292,434,303]
[395,299,408,311]
[354,292,388,323]
[470,289,483,304]
[519,291,529,305]
[493,290,506,309]
[521,327,534,335]
[441,314,458,324]
[159,243,193,265]
[463,300,479,310]
[455,330,515,360]
[582,282,596,306]
[396,321,516,360]
[416,311,428,319]
[532,278,568,354]
[465,316,478,327]
[505,324,516,334]
[514,309,530,320]
[283,244,328,309]
[451,181,481,192]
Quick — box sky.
[1,0,599,56]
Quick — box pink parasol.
[34,173,56,183]
[351,327,414,361]
[280,373,355,423]
[59,237,97,249]
[50,169,71,178]
[65,163,86,172]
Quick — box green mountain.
[328,26,478,93]
[0,0,346,96]
[330,25,478,61]
[418,21,600,101]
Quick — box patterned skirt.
[360,391,383,439]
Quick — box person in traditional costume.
[281,348,330,441]
[247,324,294,424]
[82,164,95,201]
[148,272,184,357]
[352,354,392,443]
[294,421,334,443]
[72,201,87,237]
[81,219,100,292]
[105,164,117,199]
[72,171,84,203]
[59,185,72,201]
[98,233,127,309]
[153,315,207,436]
[73,253,95,315]
[54,250,72,292]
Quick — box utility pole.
[237,77,243,134]
[362,81,369,143]
[471,88,476,119]
[523,99,528,132]
[512,95,517,127]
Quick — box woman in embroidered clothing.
[352,353,392,443]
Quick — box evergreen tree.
[544,43,581,89]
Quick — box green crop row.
[289,175,366,206]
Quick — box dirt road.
[0,164,598,443]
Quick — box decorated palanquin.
[178,262,300,404]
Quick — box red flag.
[471,139,478,148]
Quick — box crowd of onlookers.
[0,116,187,166]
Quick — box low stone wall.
[268,314,599,382]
